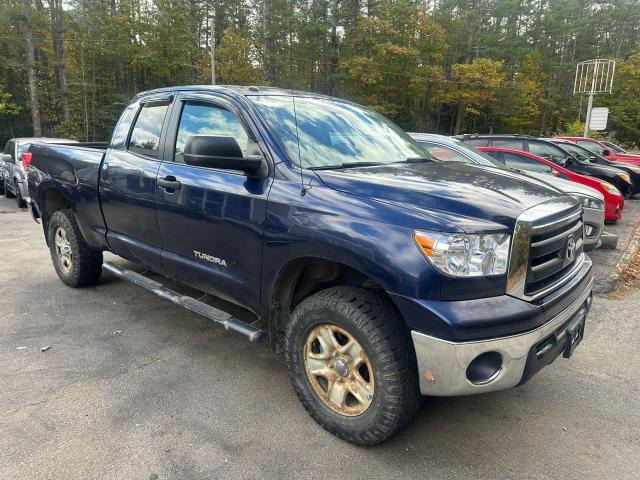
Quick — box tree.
[440,58,505,134]
[22,0,42,136]
[210,26,263,85]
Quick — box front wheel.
[285,286,422,446]
[4,178,15,198]
[15,183,27,208]
[47,209,103,287]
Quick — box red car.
[555,137,640,167]
[478,147,624,223]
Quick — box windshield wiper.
[310,162,385,170]
[403,156,433,163]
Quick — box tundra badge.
[194,250,228,267]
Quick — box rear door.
[155,93,272,313]
[99,96,172,270]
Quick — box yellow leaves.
[214,26,263,85]
[439,58,505,117]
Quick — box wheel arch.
[38,185,74,244]
[266,256,399,351]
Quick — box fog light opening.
[585,225,595,238]
[466,351,503,385]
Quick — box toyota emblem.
[566,237,576,261]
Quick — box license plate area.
[562,314,585,358]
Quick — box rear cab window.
[127,101,170,158]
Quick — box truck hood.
[315,162,571,231]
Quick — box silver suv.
[2,138,77,206]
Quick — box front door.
[155,94,272,313]
[99,97,171,270]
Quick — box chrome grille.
[507,199,585,301]
[525,211,583,296]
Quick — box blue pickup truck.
[27,86,593,445]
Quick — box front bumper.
[410,275,593,397]
[582,206,604,250]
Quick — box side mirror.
[184,135,265,176]
[2,154,13,164]
[602,149,611,157]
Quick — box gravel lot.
[1,195,639,480]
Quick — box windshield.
[250,95,431,169]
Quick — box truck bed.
[28,142,108,250]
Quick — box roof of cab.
[132,85,337,100]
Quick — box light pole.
[573,59,615,137]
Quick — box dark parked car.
[548,138,640,196]
[456,134,634,197]
[28,86,593,446]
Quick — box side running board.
[103,262,266,343]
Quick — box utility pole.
[210,19,216,85]
[22,0,42,136]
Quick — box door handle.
[158,176,181,192]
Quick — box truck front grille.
[525,211,584,296]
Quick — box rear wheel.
[48,209,103,287]
[285,286,422,446]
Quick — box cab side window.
[492,138,524,150]
[4,141,14,160]
[528,141,569,164]
[462,138,489,147]
[502,152,553,173]
[577,140,603,155]
[174,102,249,164]
[127,102,170,158]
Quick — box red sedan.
[555,137,640,167]
[478,147,624,223]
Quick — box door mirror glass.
[184,135,264,174]
[2,154,13,163]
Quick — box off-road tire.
[285,286,422,446]
[48,209,103,287]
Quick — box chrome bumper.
[411,276,593,396]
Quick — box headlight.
[570,194,604,210]
[617,172,631,183]
[600,181,620,195]
[414,231,510,277]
